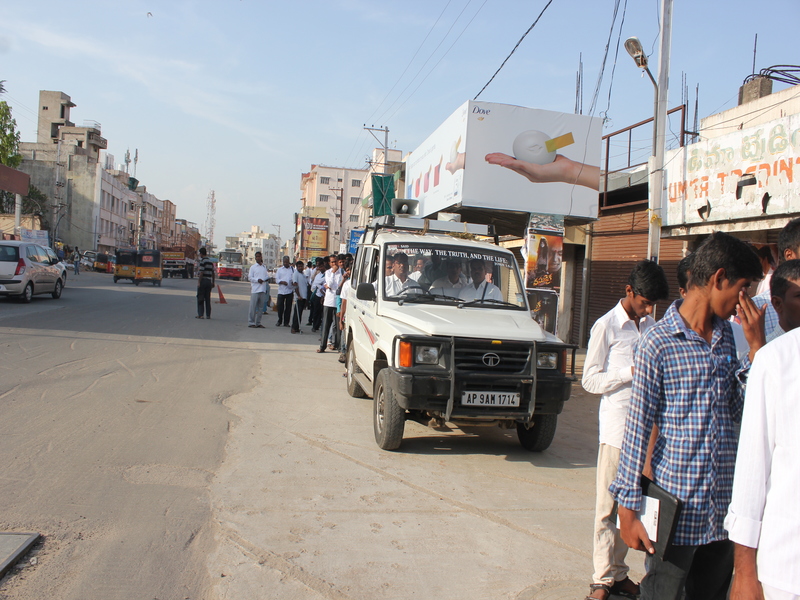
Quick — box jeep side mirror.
[356,282,376,301]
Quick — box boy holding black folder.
[609,232,765,600]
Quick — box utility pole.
[649,0,673,263]
[328,180,344,253]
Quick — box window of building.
[349,215,358,222]
[351,179,361,187]
[319,194,329,203]
[320,176,330,185]
[350,197,359,205]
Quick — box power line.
[364,0,455,127]
[473,0,555,100]
[374,0,480,125]
[384,0,489,124]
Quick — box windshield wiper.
[457,298,520,308]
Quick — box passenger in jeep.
[385,253,424,296]
[428,259,469,296]
[459,259,502,301]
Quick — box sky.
[1,0,797,248]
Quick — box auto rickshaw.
[134,249,162,286]
[113,249,137,283]
[93,253,110,272]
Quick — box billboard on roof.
[405,101,602,219]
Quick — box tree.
[0,100,22,168]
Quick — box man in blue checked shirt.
[610,232,766,600]
[751,217,800,339]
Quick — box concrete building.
[161,200,177,248]
[97,164,138,254]
[19,91,108,251]
[226,226,281,268]
[297,163,369,256]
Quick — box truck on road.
[162,251,192,278]
[344,216,576,451]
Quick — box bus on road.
[217,250,244,281]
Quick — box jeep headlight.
[415,345,440,365]
[537,351,558,369]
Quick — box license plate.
[122,266,129,270]
[461,391,521,407]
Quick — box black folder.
[640,475,683,560]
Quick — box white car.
[0,241,65,302]
[344,217,575,451]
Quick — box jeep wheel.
[346,344,367,398]
[51,278,63,299]
[373,369,405,450]
[517,414,557,452]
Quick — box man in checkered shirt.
[609,232,766,600]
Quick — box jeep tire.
[516,414,557,452]
[346,344,367,398]
[373,369,405,450]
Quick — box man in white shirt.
[752,218,800,339]
[429,260,468,296]
[725,326,800,600]
[317,257,342,353]
[581,261,669,600]
[247,252,270,328]
[408,256,426,282]
[458,259,503,302]
[384,253,423,297]
[275,255,295,327]
[291,260,309,333]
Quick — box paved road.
[0,272,642,599]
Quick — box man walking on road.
[582,260,669,600]
[275,255,295,327]
[196,247,215,319]
[247,251,269,328]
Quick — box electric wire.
[374,0,479,126]
[473,0,554,101]
[383,0,489,125]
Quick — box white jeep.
[345,217,575,451]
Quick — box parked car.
[43,246,68,286]
[81,251,97,269]
[0,241,65,302]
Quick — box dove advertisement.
[406,101,602,219]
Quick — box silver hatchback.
[0,241,65,302]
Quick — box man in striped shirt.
[196,247,215,319]
[610,232,766,600]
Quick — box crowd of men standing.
[582,218,800,600]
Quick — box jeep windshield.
[382,243,527,310]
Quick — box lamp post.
[624,0,673,263]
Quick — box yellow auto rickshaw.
[113,249,137,283]
[134,249,162,286]
[93,253,110,272]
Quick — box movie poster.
[523,213,564,335]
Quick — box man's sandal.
[585,583,611,600]
[610,577,640,599]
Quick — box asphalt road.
[0,271,642,600]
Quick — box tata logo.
[482,353,500,367]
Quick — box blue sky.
[1,0,797,247]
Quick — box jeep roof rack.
[366,215,496,244]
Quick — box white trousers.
[592,443,630,586]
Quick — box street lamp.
[624,37,658,153]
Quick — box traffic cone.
[216,285,227,304]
